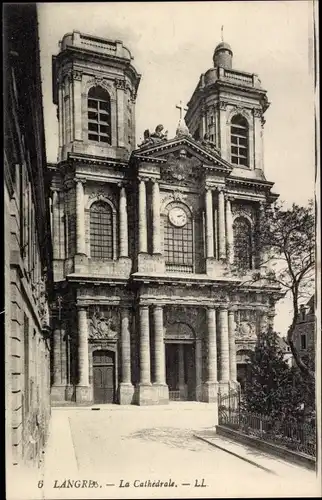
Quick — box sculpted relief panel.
[161,149,202,187]
[234,309,259,341]
[88,306,119,340]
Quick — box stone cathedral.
[49,31,280,406]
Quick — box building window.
[231,114,249,166]
[301,334,307,350]
[90,201,113,259]
[233,217,253,269]
[164,205,193,272]
[87,87,111,144]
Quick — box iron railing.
[218,390,316,457]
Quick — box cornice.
[67,152,128,168]
[130,273,241,287]
[133,136,233,172]
[227,176,274,189]
[66,274,129,286]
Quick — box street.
[9,403,319,499]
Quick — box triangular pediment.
[132,135,233,173]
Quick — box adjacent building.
[49,31,280,407]
[4,3,53,472]
[293,296,315,366]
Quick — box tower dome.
[213,41,233,69]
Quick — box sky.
[38,1,316,334]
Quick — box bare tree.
[232,200,315,380]
[256,200,315,379]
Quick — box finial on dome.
[175,100,191,138]
[176,118,191,138]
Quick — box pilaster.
[119,307,134,404]
[228,308,237,385]
[218,305,230,393]
[72,70,83,142]
[138,178,148,254]
[226,196,234,264]
[205,188,214,258]
[75,307,91,404]
[136,305,153,405]
[217,188,226,260]
[152,305,169,404]
[152,180,161,254]
[119,185,129,258]
[202,307,218,402]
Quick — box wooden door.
[93,350,115,404]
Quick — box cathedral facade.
[49,31,280,406]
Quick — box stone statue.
[138,124,168,148]
[150,124,168,140]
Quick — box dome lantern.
[213,41,233,69]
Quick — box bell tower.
[185,40,269,175]
[52,31,141,162]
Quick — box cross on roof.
[221,25,224,42]
[176,101,188,120]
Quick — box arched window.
[90,201,113,259]
[231,115,249,166]
[87,87,111,144]
[233,217,253,269]
[163,204,193,272]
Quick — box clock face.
[169,207,187,227]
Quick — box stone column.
[226,196,234,264]
[119,307,134,404]
[228,308,237,386]
[258,202,268,269]
[268,307,276,331]
[69,76,74,142]
[52,190,59,260]
[76,307,91,403]
[218,188,226,260]
[219,102,228,160]
[115,81,125,147]
[73,70,82,141]
[152,180,161,254]
[218,306,230,392]
[75,179,86,255]
[58,82,64,155]
[138,179,148,253]
[254,109,262,170]
[119,186,129,258]
[178,344,186,399]
[153,306,168,404]
[51,320,66,403]
[205,188,214,258]
[259,309,269,334]
[137,305,152,405]
[202,307,218,402]
[195,339,202,401]
[64,76,71,144]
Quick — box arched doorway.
[236,349,253,392]
[93,350,115,403]
[164,322,196,401]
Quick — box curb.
[194,434,277,475]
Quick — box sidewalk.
[194,431,316,479]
